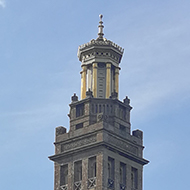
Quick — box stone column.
[115,67,119,97]
[87,68,92,91]
[96,153,103,190]
[126,164,131,190]
[115,159,120,190]
[82,158,88,190]
[54,163,60,190]
[68,162,73,190]
[106,63,111,98]
[138,167,143,190]
[92,63,97,98]
[81,65,87,99]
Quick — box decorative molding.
[97,113,108,122]
[61,135,97,152]
[97,113,113,123]
[78,39,124,54]
[107,135,138,155]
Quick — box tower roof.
[77,15,124,65]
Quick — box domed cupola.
[77,15,124,99]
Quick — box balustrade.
[74,181,81,190]
[60,184,68,190]
[88,177,96,188]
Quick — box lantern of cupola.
[77,15,124,99]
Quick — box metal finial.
[97,14,104,40]
[99,14,103,21]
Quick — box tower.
[49,15,149,190]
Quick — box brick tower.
[49,15,149,190]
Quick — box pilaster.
[139,167,143,190]
[92,63,98,98]
[115,67,119,96]
[106,63,111,98]
[81,65,87,100]
[54,163,59,190]
[115,159,120,190]
[127,164,131,190]
[82,158,88,189]
[96,153,103,190]
[68,162,73,190]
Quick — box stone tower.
[49,15,149,190]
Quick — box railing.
[91,103,113,115]
[120,184,126,190]
[108,178,114,189]
[91,103,127,121]
[74,181,82,190]
[88,177,96,188]
[60,184,68,190]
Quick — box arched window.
[60,164,68,185]
[92,162,96,177]
[108,162,111,178]
[108,157,114,189]
[88,156,96,178]
[131,167,138,189]
[108,157,114,180]
[120,162,126,185]
[120,167,123,184]
[74,161,82,182]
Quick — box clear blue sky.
[1,1,190,190]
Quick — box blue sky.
[1,0,190,190]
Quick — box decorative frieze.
[61,135,97,152]
[107,135,138,155]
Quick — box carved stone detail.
[107,135,138,155]
[97,113,113,124]
[61,135,97,152]
[78,39,124,54]
[97,113,108,122]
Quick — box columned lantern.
[78,15,124,99]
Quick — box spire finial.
[97,14,104,40]
[99,14,103,21]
